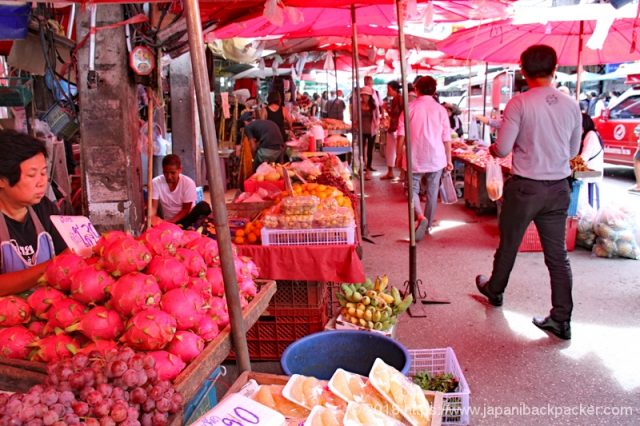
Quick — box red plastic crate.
[519,217,578,252]
[234,304,329,360]
[270,280,328,309]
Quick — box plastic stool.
[587,182,600,209]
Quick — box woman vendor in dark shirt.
[0,130,67,296]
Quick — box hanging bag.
[486,156,503,201]
[439,171,458,204]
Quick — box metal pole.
[334,51,339,97]
[395,0,417,287]
[351,5,367,238]
[146,89,154,230]
[183,0,251,372]
[66,4,76,39]
[576,21,584,99]
[482,62,489,140]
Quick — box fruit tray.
[262,225,356,246]
[408,348,470,426]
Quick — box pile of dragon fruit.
[0,346,183,425]
[0,222,259,381]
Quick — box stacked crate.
[242,280,329,360]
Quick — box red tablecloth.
[236,244,364,282]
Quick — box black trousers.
[177,201,212,229]
[488,176,573,322]
[363,133,375,169]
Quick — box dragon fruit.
[69,266,114,305]
[187,277,213,304]
[242,257,260,278]
[0,326,37,359]
[93,230,129,256]
[121,308,177,351]
[0,296,32,326]
[140,225,183,256]
[209,297,230,329]
[79,340,118,355]
[46,298,88,331]
[146,256,189,291]
[65,307,124,341]
[27,287,66,320]
[101,236,152,277]
[239,279,258,301]
[180,230,202,247]
[28,320,47,337]
[108,272,162,317]
[204,267,225,297]
[161,288,207,331]
[39,252,86,291]
[29,334,79,362]
[186,237,220,266]
[194,315,219,342]
[167,331,205,363]
[147,350,186,381]
[175,248,207,278]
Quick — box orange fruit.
[235,229,245,237]
[234,236,245,245]
[247,233,258,243]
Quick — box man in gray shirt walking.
[475,45,581,340]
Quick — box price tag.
[191,393,285,426]
[50,215,101,258]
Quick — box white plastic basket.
[408,348,471,425]
[261,225,355,246]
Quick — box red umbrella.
[207,1,513,40]
[438,18,640,66]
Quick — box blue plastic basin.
[281,330,410,380]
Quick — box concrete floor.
[358,160,640,425]
[220,159,640,425]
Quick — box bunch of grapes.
[0,347,183,426]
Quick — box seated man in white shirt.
[150,154,211,228]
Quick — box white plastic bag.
[439,171,458,204]
[591,204,640,260]
[485,157,503,201]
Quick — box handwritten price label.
[192,394,284,426]
[50,215,101,258]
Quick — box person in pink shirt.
[397,76,453,241]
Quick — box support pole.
[395,0,449,316]
[183,0,251,372]
[576,20,584,98]
[146,89,154,230]
[351,6,368,240]
[482,62,489,141]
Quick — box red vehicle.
[594,85,640,167]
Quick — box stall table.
[236,244,365,282]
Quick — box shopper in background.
[382,80,403,180]
[445,103,464,138]
[320,91,329,118]
[630,145,640,195]
[579,113,604,179]
[326,90,346,121]
[0,130,67,296]
[260,91,293,141]
[396,76,453,242]
[352,86,380,180]
[475,45,581,340]
[364,75,382,113]
[310,93,322,119]
[150,154,211,228]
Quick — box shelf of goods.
[0,281,277,426]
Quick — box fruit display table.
[0,282,276,426]
[169,280,276,425]
[235,244,365,282]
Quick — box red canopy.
[438,18,640,66]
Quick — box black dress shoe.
[475,275,503,306]
[533,316,571,340]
